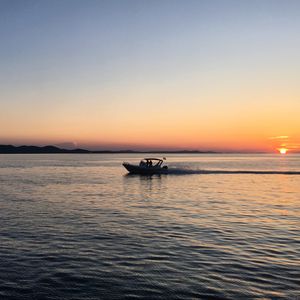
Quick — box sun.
[278,148,288,154]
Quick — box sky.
[1,0,299,151]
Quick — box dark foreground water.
[0,154,299,299]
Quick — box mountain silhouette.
[0,145,89,154]
[0,144,219,154]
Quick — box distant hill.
[0,144,218,154]
[0,145,90,154]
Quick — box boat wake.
[167,168,300,175]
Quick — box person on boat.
[148,160,152,167]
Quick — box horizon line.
[0,144,297,154]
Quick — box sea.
[0,154,299,300]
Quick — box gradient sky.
[1,0,300,151]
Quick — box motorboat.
[123,158,168,175]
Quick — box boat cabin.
[139,158,164,168]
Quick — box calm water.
[0,154,299,299]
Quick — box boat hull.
[123,163,168,175]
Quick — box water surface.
[0,154,299,299]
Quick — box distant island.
[0,145,219,154]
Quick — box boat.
[123,158,168,175]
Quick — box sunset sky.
[1,0,299,151]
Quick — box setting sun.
[278,148,288,154]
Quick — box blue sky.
[1,0,300,150]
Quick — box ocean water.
[0,154,299,300]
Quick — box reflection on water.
[0,154,299,299]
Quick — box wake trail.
[167,168,300,175]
